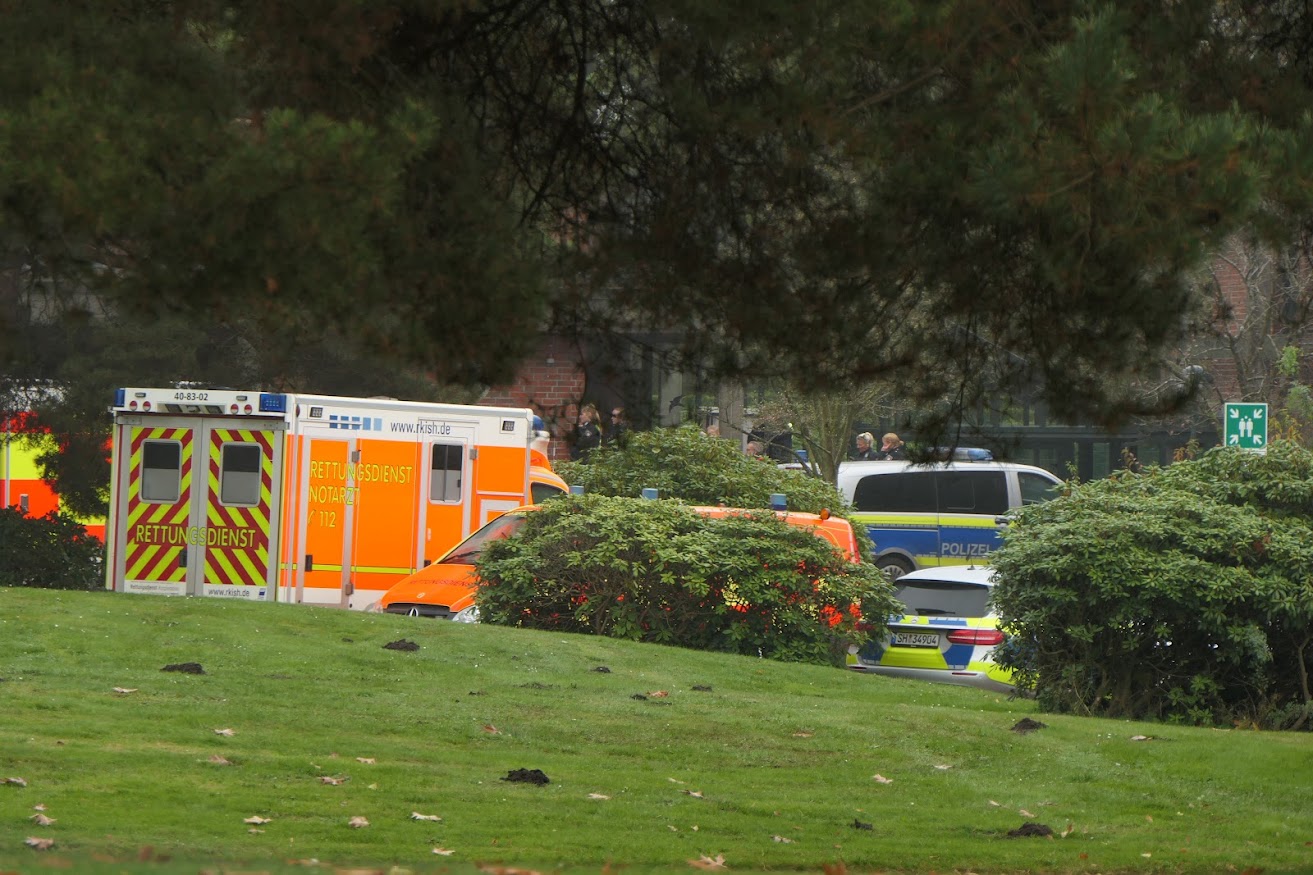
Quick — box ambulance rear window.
[429,443,463,502]
[141,440,181,503]
[220,444,262,506]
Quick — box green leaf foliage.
[0,507,102,590]
[990,441,1313,729]
[474,494,898,666]
[556,424,849,515]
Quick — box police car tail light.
[947,629,1004,646]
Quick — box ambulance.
[2,412,106,540]
[104,388,566,610]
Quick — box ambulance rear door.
[111,414,285,599]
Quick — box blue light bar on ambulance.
[259,393,288,413]
[114,388,126,407]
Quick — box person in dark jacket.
[571,403,602,460]
[853,432,880,461]
[607,406,630,448]
[876,432,906,461]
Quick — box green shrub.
[555,424,849,515]
[474,495,897,666]
[0,507,104,590]
[990,441,1313,728]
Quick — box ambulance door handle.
[304,554,314,572]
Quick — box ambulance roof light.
[259,393,288,413]
[114,388,125,406]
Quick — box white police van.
[836,457,1062,580]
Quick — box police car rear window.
[894,580,992,618]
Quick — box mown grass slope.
[1,586,1310,874]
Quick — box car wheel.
[876,556,913,581]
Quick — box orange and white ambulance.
[104,388,566,610]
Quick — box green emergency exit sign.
[1224,402,1268,451]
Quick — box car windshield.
[439,513,527,565]
[893,580,992,618]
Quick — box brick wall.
[480,336,588,461]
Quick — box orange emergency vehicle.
[373,503,863,621]
[2,412,106,540]
[104,388,566,609]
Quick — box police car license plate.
[893,631,940,648]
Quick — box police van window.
[530,481,566,504]
[1019,471,1061,505]
[852,471,936,513]
[141,440,182,503]
[934,470,1008,515]
[429,443,463,502]
[220,444,262,506]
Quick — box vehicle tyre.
[876,556,913,582]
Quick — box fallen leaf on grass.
[587,793,611,800]
[1130,735,1154,741]
[4,777,28,787]
[772,835,794,843]
[244,816,271,825]
[33,804,45,811]
[319,776,348,785]
[683,790,705,798]
[213,728,235,737]
[668,777,686,784]
[483,725,501,734]
[871,774,893,784]
[411,812,443,821]
[355,757,375,764]
[933,764,952,770]
[688,853,727,870]
[988,800,1000,807]
[112,687,138,694]
[792,731,814,738]
[25,837,54,850]
[432,847,455,856]
[1019,809,1036,818]
[29,813,55,826]
[1061,822,1075,838]
[648,690,669,698]
[1141,852,1152,858]
[209,755,233,766]
[348,816,369,828]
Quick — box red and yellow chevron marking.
[124,427,193,583]
[203,429,274,587]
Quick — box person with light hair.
[854,432,879,461]
[877,432,906,461]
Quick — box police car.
[847,564,1015,693]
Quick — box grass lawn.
[0,585,1310,874]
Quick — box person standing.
[571,403,602,460]
[607,406,630,448]
[853,432,879,461]
[876,432,906,461]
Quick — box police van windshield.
[439,513,527,565]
